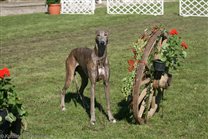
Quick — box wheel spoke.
[138,100,145,118]
[137,88,147,106]
[147,89,154,110]
[151,95,156,108]
[148,104,158,118]
[141,78,150,86]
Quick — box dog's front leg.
[90,82,96,125]
[104,81,116,123]
[89,71,97,125]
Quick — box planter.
[153,59,166,72]
[48,4,61,15]
[153,59,166,80]
[0,109,10,136]
[0,109,21,138]
[10,118,21,138]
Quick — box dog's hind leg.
[76,66,89,109]
[61,56,77,111]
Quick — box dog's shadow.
[115,93,165,124]
[114,98,135,123]
[65,92,108,119]
[65,92,136,123]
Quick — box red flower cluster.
[128,60,149,72]
[128,60,135,72]
[169,29,178,35]
[0,68,10,79]
[169,29,188,49]
[181,41,188,49]
[128,48,140,72]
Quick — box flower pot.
[48,4,61,15]
[153,59,166,80]
[0,109,22,138]
[10,118,22,138]
[153,59,166,72]
[0,109,10,136]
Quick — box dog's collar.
[92,48,106,62]
[96,55,106,61]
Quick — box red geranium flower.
[169,29,178,36]
[181,41,188,49]
[127,60,140,72]
[128,60,135,72]
[0,68,10,79]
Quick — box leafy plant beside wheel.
[0,68,27,138]
[46,0,61,15]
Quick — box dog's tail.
[63,54,79,90]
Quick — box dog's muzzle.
[96,40,107,57]
[99,41,105,46]
[98,45,106,57]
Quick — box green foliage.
[0,77,27,123]
[160,32,187,70]
[5,112,16,123]
[121,71,135,99]
[46,0,60,4]
[121,39,146,99]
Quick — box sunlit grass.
[0,2,208,138]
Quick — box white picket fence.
[107,0,164,15]
[60,0,208,17]
[61,0,95,14]
[179,0,208,17]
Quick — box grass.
[1,2,208,138]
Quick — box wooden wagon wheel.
[132,29,164,124]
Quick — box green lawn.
[0,2,208,138]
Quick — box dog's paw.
[112,119,116,123]
[90,120,96,125]
[110,118,116,123]
[61,106,66,111]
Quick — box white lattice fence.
[61,0,95,14]
[107,0,164,15]
[180,0,208,17]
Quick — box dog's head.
[95,30,108,57]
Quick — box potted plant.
[46,0,61,15]
[121,27,188,100]
[0,68,27,138]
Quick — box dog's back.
[71,47,93,62]
[69,47,94,72]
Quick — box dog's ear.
[96,30,100,36]
[104,31,109,36]
[95,30,109,36]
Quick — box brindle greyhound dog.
[60,30,116,125]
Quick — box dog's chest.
[98,66,105,76]
[97,62,106,80]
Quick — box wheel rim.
[132,29,163,124]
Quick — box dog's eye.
[97,35,100,37]
[104,33,108,36]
